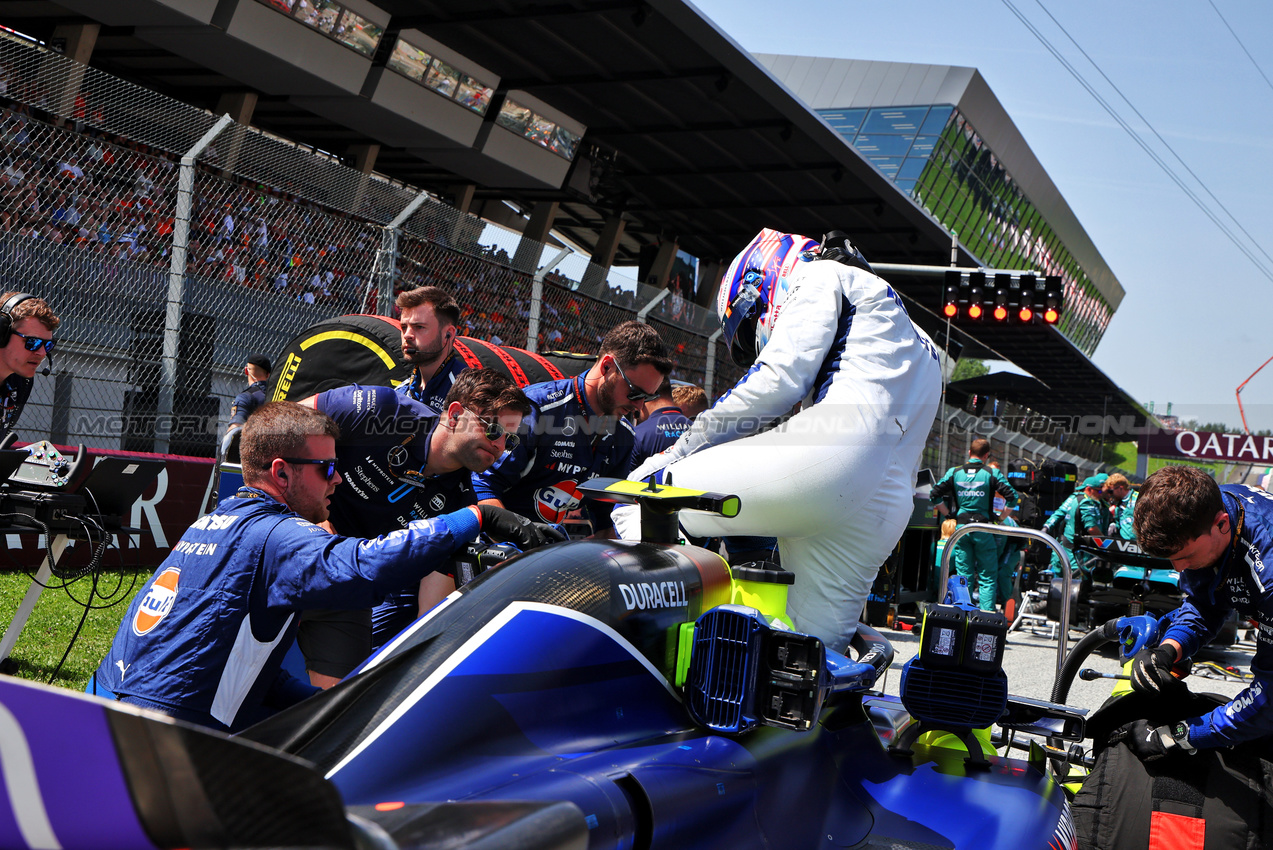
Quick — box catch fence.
[0,31,739,457]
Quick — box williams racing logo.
[535,479,582,523]
[133,567,180,636]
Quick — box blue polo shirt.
[633,405,691,463]
[472,376,637,529]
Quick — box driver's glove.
[477,505,559,551]
[1114,719,1196,763]
[1130,644,1186,695]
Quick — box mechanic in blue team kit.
[930,438,1020,611]
[632,378,692,460]
[89,402,550,733]
[474,320,672,533]
[395,285,469,410]
[1104,472,1139,540]
[616,229,942,653]
[297,369,534,687]
[0,291,58,434]
[1124,466,1273,758]
[226,353,272,433]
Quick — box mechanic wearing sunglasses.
[295,368,550,687]
[92,401,559,733]
[0,291,59,434]
[474,320,672,538]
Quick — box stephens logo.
[535,480,582,523]
[133,567,180,636]
[429,493,445,512]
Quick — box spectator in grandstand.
[88,401,551,731]
[474,320,670,535]
[396,285,469,411]
[0,291,58,434]
[614,230,942,653]
[226,354,272,434]
[1103,472,1138,539]
[632,378,692,460]
[296,370,537,687]
[672,383,709,420]
[931,439,1019,612]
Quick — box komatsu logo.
[1227,680,1264,718]
[618,580,687,611]
[190,514,240,531]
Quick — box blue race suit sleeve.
[1163,498,1273,749]
[262,507,480,609]
[1170,578,1273,748]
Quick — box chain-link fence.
[0,30,741,458]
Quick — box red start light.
[968,304,983,319]
[1019,306,1033,322]
[1044,308,1059,323]
[943,303,958,317]
[993,306,1008,321]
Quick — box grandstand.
[0,0,1133,479]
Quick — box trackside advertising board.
[1143,429,1273,464]
[2,449,213,572]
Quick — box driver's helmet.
[716,228,819,367]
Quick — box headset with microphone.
[0,292,54,376]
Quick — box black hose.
[1051,618,1120,705]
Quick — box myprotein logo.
[133,567,180,636]
[618,580,687,611]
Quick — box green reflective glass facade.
[819,105,1113,355]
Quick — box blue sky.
[693,0,1273,434]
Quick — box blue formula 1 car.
[0,480,1084,850]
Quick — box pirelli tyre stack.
[266,313,591,400]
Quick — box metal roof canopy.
[0,0,1145,425]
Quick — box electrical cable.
[1031,0,1273,273]
[1001,0,1273,284]
[1206,0,1273,99]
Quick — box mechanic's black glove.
[477,505,556,550]
[1130,644,1185,695]
[1113,719,1196,763]
[536,523,569,544]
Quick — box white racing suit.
[617,259,942,653]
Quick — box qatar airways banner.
[1143,429,1273,463]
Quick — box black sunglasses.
[468,409,519,450]
[12,330,55,354]
[281,457,339,481]
[611,359,659,402]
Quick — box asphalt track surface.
[873,618,1255,722]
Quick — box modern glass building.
[756,56,1122,356]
